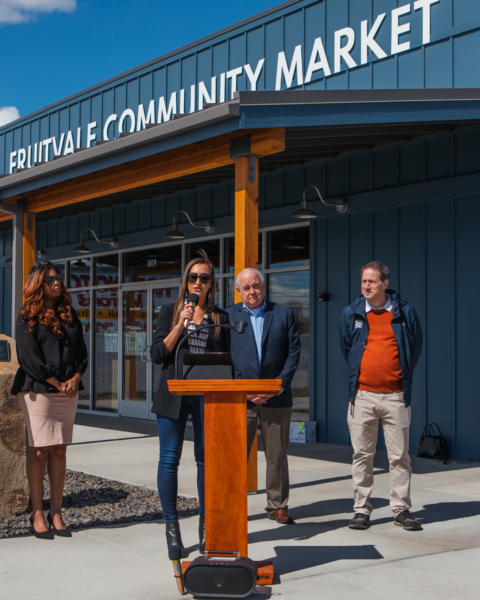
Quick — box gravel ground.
[0,469,199,539]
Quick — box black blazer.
[11,307,88,395]
[151,302,230,418]
[225,301,301,409]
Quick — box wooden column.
[22,212,35,288]
[234,156,259,493]
[234,156,259,292]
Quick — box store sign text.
[9,0,439,173]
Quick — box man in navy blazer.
[226,268,301,524]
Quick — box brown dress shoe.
[268,509,294,524]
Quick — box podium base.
[181,560,273,586]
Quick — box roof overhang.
[1,89,480,226]
[0,100,241,200]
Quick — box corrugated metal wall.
[311,197,480,462]
[1,0,480,173]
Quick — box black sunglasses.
[44,273,64,286]
[187,272,212,284]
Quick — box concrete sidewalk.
[2,413,480,600]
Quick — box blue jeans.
[156,396,204,523]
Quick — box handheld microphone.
[184,293,199,327]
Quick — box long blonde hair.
[172,250,221,339]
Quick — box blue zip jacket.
[339,289,423,407]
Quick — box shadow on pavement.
[416,501,480,524]
[74,414,479,475]
[248,520,346,544]
[267,544,383,575]
[253,469,389,496]
[75,413,159,436]
[249,497,389,523]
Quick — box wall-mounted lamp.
[73,228,118,253]
[165,210,214,240]
[36,250,45,260]
[292,185,348,219]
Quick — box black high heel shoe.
[199,513,205,555]
[47,512,72,538]
[30,514,54,540]
[165,523,188,560]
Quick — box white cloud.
[0,106,20,126]
[0,0,76,24]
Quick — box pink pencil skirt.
[18,392,78,447]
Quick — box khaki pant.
[247,405,292,514]
[347,389,412,516]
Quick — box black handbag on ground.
[417,423,449,460]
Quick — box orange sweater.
[357,309,403,393]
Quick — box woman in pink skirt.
[12,261,88,539]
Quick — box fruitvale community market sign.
[9,0,440,173]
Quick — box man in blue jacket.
[339,261,423,531]
[227,268,300,524]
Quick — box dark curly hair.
[19,261,72,338]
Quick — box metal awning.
[1,87,480,230]
[1,89,480,205]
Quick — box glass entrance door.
[119,283,179,420]
[120,288,149,419]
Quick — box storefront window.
[69,258,91,288]
[70,289,90,410]
[95,254,119,286]
[225,277,235,308]
[66,226,309,418]
[224,235,263,273]
[267,227,309,269]
[152,285,180,402]
[268,270,309,421]
[123,290,147,403]
[186,239,220,273]
[94,288,119,413]
[123,246,182,282]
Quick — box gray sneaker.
[348,513,370,530]
[394,510,422,531]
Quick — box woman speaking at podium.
[151,250,230,559]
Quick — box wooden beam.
[0,128,284,222]
[248,431,259,494]
[22,212,35,289]
[234,156,259,302]
[234,155,260,493]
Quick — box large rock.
[0,335,30,517]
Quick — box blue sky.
[0,0,282,125]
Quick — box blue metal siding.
[310,196,480,461]
[455,196,480,460]
[2,0,480,174]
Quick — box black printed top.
[11,307,88,395]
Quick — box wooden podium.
[168,378,282,585]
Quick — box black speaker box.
[183,556,258,598]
